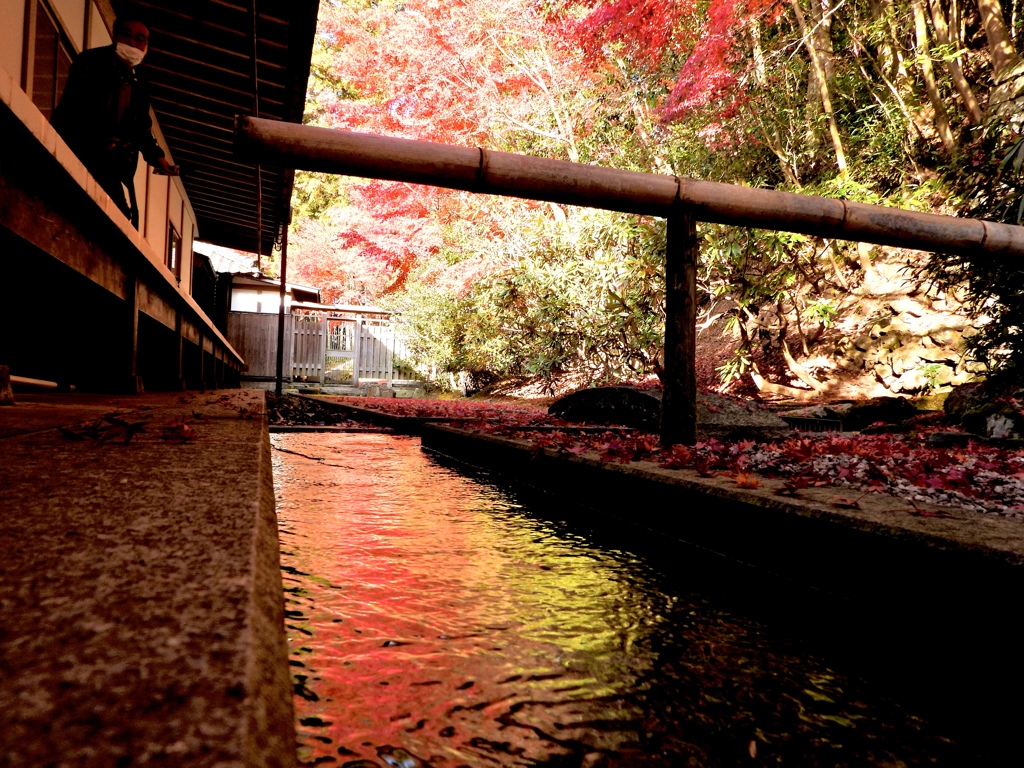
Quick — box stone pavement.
[0,390,295,767]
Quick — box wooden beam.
[235,116,1024,259]
[661,206,698,446]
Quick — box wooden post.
[198,332,206,393]
[275,223,289,397]
[352,320,362,387]
[176,312,186,391]
[661,204,698,447]
[128,276,142,395]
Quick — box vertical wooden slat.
[385,323,394,385]
[352,319,363,384]
[661,205,698,446]
[275,223,289,396]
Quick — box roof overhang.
[121,0,318,254]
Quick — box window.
[167,222,181,277]
[30,2,73,120]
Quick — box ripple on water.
[273,433,970,767]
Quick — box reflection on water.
[273,433,969,767]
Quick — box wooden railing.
[236,116,1024,444]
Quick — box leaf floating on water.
[293,675,320,701]
[300,716,333,727]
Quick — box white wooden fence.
[227,311,419,384]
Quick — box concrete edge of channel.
[420,424,1024,570]
[241,418,299,768]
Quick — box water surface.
[273,432,974,767]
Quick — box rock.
[926,431,987,448]
[549,386,662,431]
[913,397,950,415]
[873,362,896,388]
[697,392,792,442]
[917,346,957,364]
[945,375,1024,437]
[890,346,918,376]
[548,387,791,441]
[944,381,988,422]
[987,413,1018,439]
[929,328,963,348]
[842,396,917,431]
[889,297,926,317]
[394,387,426,399]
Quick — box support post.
[127,276,143,395]
[198,333,206,393]
[275,222,289,397]
[176,312,186,391]
[352,319,362,387]
[661,204,698,446]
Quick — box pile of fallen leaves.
[330,396,557,426]
[303,395,1024,517]
[268,394,363,427]
[469,423,1024,518]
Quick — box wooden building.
[0,0,317,390]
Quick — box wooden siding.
[228,312,292,378]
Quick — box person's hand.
[154,157,178,175]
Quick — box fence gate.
[230,311,419,386]
[324,318,357,384]
[292,316,325,382]
[323,318,419,385]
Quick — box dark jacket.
[51,45,164,183]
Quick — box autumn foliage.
[287,0,1024,385]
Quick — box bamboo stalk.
[235,116,1024,258]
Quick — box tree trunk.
[929,0,983,122]
[979,0,1021,82]
[912,0,957,154]
[791,0,849,174]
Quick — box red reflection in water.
[273,433,970,768]
[275,434,644,767]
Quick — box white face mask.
[115,42,146,68]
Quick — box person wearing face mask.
[52,15,175,229]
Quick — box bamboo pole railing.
[234,116,1024,444]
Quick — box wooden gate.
[291,316,325,381]
[324,318,356,384]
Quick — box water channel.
[273,432,992,767]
